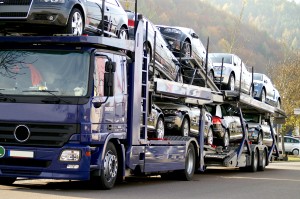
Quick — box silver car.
[208,53,252,94]
[253,73,281,108]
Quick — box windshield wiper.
[22,90,71,104]
[0,91,16,102]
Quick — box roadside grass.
[288,155,300,162]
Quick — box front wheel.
[156,117,165,139]
[92,142,118,190]
[181,117,190,137]
[64,8,84,35]
[179,144,195,181]
[181,41,191,57]
[260,89,266,103]
[118,27,128,40]
[292,149,299,156]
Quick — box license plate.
[8,150,34,158]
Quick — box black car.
[126,11,181,82]
[0,0,128,37]
[156,25,206,66]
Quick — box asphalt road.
[1,162,300,199]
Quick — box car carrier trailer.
[0,19,285,189]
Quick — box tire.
[179,144,195,181]
[90,142,118,190]
[208,70,214,80]
[181,117,190,137]
[206,127,213,145]
[156,117,165,139]
[249,85,253,97]
[181,41,191,57]
[118,27,128,40]
[257,131,263,145]
[259,89,266,103]
[0,177,16,185]
[227,74,235,91]
[64,8,84,35]
[222,130,230,147]
[250,149,259,172]
[277,100,281,109]
[292,149,299,156]
[258,149,267,171]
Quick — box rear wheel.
[208,70,214,80]
[0,177,16,185]
[64,8,84,35]
[181,117,190,137]
[258,149,267,171]
[156,117,165,139]
[206,127,213,145]
[250,149,259,172]
[259,89,266,103]
[179,144,195,181]
[118,27,128,40]
[222,130,230,147]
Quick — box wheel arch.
[71,4,86,26]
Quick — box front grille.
[0,158,51,168]
[0,12,27,18]
[1,169,41,176]
[0,0,32,5]
[0,122,78,147]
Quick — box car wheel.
[181,117,190,137]
[179,144,195,181]
[181,41,191,57]
[208,70,214,80]
[258,149,267,171]
[292,149,299,156]
[277,100,281,109]
[227,74,235,91]
[0,177,16,185]
[156,117,165,139]
[249,85,253,97]
[250,149,259,172]
[222,130,230,147]
[91,142,118,190]
[259,89,266,103]
[206,127,213,145]
[257,131,263,145]
[143,43,152,66]
[64,8,84,35]
[118,27,128,40]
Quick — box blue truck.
[0,20,283,189]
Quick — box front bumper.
[0,144,92,180]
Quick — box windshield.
[243,113,260,123]
[254,73,263,81]
[0,50,90,96]
[209,54,232,64]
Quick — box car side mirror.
[234,62,237,66]
[191,33,199,39]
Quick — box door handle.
[106,7,109,11]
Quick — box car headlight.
[60,150,81,162]
[164,109,179,115]
[40,0,65,3]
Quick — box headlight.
[40,0,65,3]
[164,109,179,115]
[60,150,81,162]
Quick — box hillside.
[121,0,285,73]
[204,0,300,50]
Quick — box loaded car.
[155,102,213,145]
[253,73,281,109]
[126,11,181,82]
[278,136,300,156]
[208,53,252,94]
[0,0,128,38]
[155,25,206,65]
[207,104,248,147]
[147,104,165,139]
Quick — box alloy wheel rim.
[186,148,194,174]
[207,128,213,145]
[183,43,191,57]
[156,120,165,139]
[224,131,229,146]
[103,150,118,182]
[119,29,128,40]
[183,121,189,136]
[71,12,83,35]
[230,76,235,91]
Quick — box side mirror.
[104,73,114,96]
[191,33,199,39]
[234,62,237,66]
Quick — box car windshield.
[254,73,263,81]
[0,50,90,96]
[209,54,232,64]
[243,114,260,123]
[159,27,182,35]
